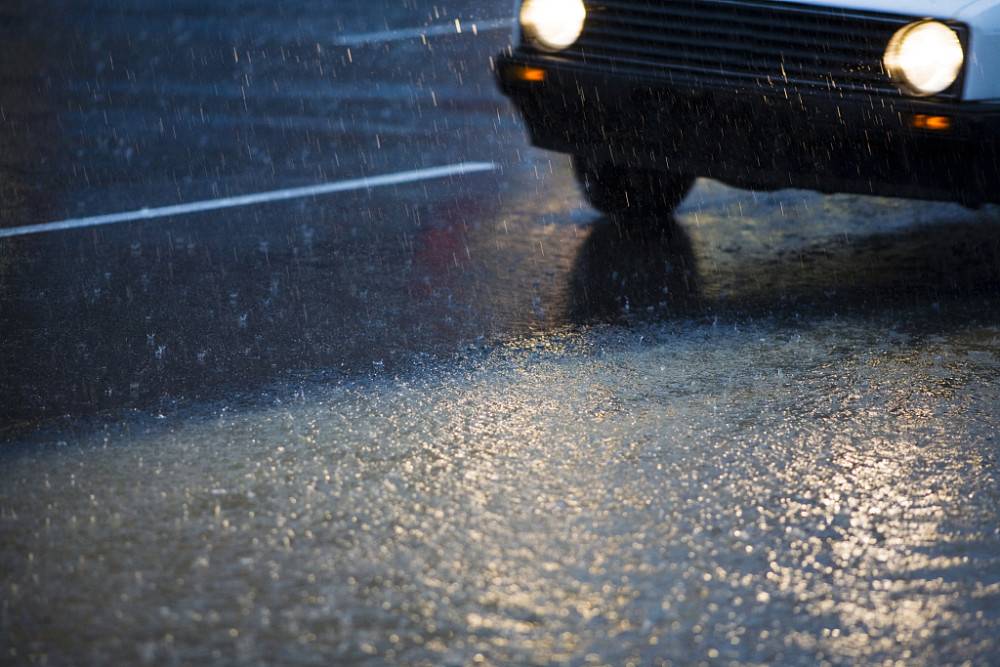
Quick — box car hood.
[769,0,983,19]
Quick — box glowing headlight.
[884,20,964,97]
[520,0,587,51]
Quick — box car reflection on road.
[568,216,700,323]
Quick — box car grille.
[559,0,963,98]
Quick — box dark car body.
[497,0,1000,207]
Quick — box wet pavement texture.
[2,1,1000,665]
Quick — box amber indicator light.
[512,66,546,82]
[911,114,953,131]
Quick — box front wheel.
[572,157,694,219]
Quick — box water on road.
[2,1,1000,665]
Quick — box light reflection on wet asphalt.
[2,1,1000,665]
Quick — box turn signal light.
[911,114,952,131]
[512,66,546,82]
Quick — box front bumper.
[497,52,1000,206]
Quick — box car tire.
[572,157,694,218]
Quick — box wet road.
[3,1,1000,665]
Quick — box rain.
[2,0,1000,665]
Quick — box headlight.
[519,0,586,51]
[884,20,964,97]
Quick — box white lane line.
[333,18,511,47]
[0,162,497,240]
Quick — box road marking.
[0,162,497,240]
[333,18,511,46]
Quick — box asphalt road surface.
[3,1,1000,665]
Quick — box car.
[495,0,1000,217]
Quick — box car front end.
[496,0,1000,208]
